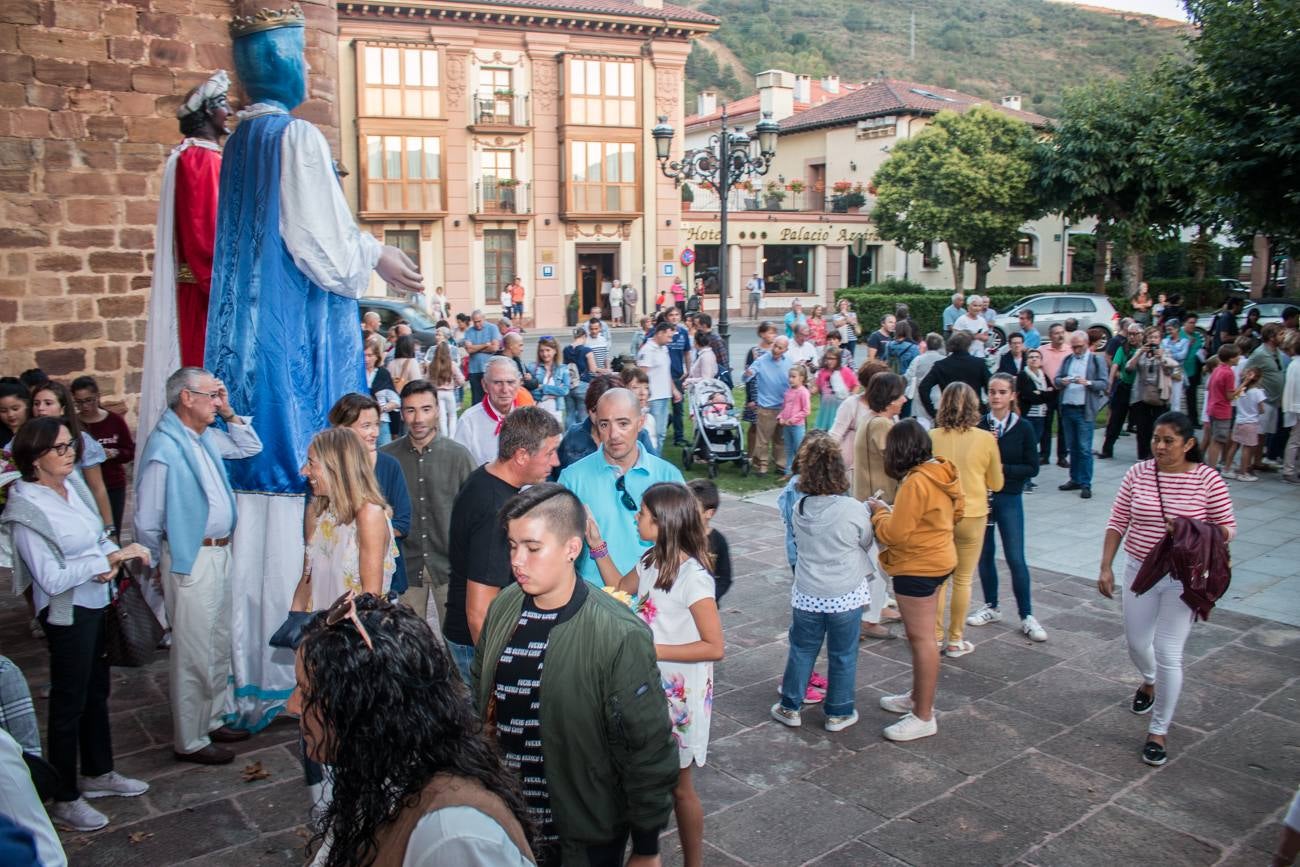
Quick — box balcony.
[683,184,872,216]
[471,179,531,218]
[469,94,531,131]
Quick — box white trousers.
[162,545,233,753]
[1121,556,1195,737]
[437,390,458,438]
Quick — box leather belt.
[201,537,230,547]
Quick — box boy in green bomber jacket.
[473,483,678,867]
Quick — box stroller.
[682,378,749,478]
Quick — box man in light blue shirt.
[783,300,807,338]
[559,388,684,585]
[743,336,792,475]
[1017,309,1042,348]
[942,293,965,336]
[463,309,502,404]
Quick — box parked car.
[987,293,1120,352]
[1195,298,1295,336]
[358,297,441,351]
[1218,277,1249,297]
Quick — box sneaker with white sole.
[769,703,801,727]
[824,710,860,732]
[1236,473,1260,482]
[49,797,109,832]
[1021,615,1047,642]
[80,771,149,799]
[883,712,938,742]
[879,692,914,714]
[966,604,1003,627]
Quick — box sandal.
[859,624,896,641]
[879,607,903,623]
[943,640,975,658]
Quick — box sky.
[1055,0,1191,21]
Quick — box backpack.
[1134,351,1165,405]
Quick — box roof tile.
[778,78,1051,133]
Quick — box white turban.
[176,69,230,119]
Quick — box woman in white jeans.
[1097,410,1235,767]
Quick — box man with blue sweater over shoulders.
[135,367,262,766]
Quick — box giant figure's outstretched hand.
[377,245,423,295]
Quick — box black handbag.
[269,611,315,650]
[104,561,164,667]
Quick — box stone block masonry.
[0,0,341,417]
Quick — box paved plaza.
[4,432,1297,866]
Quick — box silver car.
[987,293,1120,352]
[1195,298,1294,336]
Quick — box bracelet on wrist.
[590,542,609,560]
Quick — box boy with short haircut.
[687,478,732,601]
[825,331,853,370]
[1203,344,1241,471]
[620,365,658,454]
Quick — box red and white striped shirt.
[1106,461,1236,560]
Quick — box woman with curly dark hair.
[287,592,535,867]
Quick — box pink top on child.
[1205,364,1236,420]
[815,366,856,398]
[777,385,811,426]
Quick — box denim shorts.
[892,574,949,598]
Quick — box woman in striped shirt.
[1097,410,1235,768]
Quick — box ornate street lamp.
[653,106,779,351]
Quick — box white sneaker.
[883,712,938,742]
[80,771,149,799]
[879,692,915,714]
[769,703,801,727]
[825,710,860,732]
[1021,615,1047,642]
[1221,470,1240,480]
[966,604,1002,627]
[1236,473,1260,482]
[49,797,109,832]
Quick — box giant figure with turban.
[208,4,422,732]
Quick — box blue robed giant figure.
[207,5,422,731]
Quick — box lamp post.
[652,106,779,353]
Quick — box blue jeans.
[1060,404,1094,487]
[447,640,475,686]
[781,422,805,471]
[977,492,1032,617]
[648,397,670,452]
[779,606,862,717]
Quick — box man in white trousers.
[134,367,262,765]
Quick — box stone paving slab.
[1,456,1296,866]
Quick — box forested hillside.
[684,0,1191,118]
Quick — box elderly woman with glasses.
[1,417,153,832]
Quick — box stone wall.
[0,0,339,413]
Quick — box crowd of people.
[0,284,1294,866]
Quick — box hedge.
[835,279,1237,336]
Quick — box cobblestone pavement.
[5,442,1297,865]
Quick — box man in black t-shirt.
[866,313,896,361]
[444,406,562,682]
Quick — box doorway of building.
[577,249,617,316]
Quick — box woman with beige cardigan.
[928,382,1003,658]
[852,372,908,640]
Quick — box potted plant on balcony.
[680,183,694,212]
[494,89,515,99]
[763,180,787,209]
[830,180,867,213]
[497,177,519,188]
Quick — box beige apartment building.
[680,73,1082,316]
[336,0,717,329]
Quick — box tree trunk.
[945,242,965,291]
[1287,257,1299,297]
[1092,224,1110,294]
[974,258,991,293]
[1189,225,1210,283]
[1122,250,1142,297]
[1250,233,1270,298]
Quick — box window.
[484,231,516,301]
[567,58,636,126]
[360,43,440,118]
[1054,297,1097,314]
[1010,234,1038,267]
[694,245,720,293]
[763,245,813,293]
[481,149,517,212]
[922,241,941,269]
[568,141,637,213]
[1023,297,1056,315]
[476,67,514,123]
[384,230,420,298]
[364,135,442,213]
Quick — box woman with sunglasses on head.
[1,418,152,832]
[476,483,677,867]
[288,592,535,866]
[30,381,114,535]
[530,337,571,425]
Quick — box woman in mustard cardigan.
[928,383,1003,658]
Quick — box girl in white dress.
[586,481,723,867]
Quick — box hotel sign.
[682,222,878,245]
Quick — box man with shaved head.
[559,387,684,586]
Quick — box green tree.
[872,106,1044,291]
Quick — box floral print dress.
[634,556,716,769]
[306,507,397,611]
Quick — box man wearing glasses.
[456,356,523,466]
[558,388,684,586]
[134,367,262,766]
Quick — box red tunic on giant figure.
[172,145,221,368]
